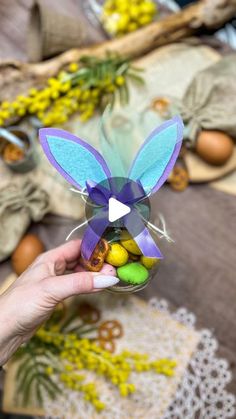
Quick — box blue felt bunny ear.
[128,116,184,194]
[39,128,111,191]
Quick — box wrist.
[0,293,22,366]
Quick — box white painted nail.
[93,275,119,289]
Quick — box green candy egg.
[117,262,149,285]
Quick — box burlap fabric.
[181,54,236,143]
[0,181,49,261]
[27,0,104,61]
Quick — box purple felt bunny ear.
[128,116,184,194]
[39,128,111,190]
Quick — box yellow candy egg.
[140,256,160,269]
[120,232,142,255]
[106,243,129,266]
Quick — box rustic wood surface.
[1,0,236,106]
[0,0,235,405]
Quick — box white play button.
[108,197,131,222]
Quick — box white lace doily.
[34,296,235,419]
[150,298,235,419]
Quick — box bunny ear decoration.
[39,128,111,190]
[128,116,184,194]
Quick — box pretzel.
[77,302,100,324]
[98,320,123,340]
[170,166,189,192]
[80,239,110,272]
[98,338,116,353]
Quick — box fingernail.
[93,275,119,289]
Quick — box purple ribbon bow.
[81,179,163,260]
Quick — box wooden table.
[0,0,235,405]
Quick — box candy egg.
[106,243,128,267]
[140,256,160,269]
[11,234,45,275]
[117,262,149,285]
[120,232,142,255]
[196,130,234,166]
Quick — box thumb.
[44,272,119,302]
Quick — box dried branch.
[0,0,235,101]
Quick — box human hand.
[0,240,118,365]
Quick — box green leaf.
[35,361,55,371]
[16,356,32,381]
[127,73,145,85]
[119,87,124,105]
[123,83,130,103]
[22,372,40,406]
[118,83,129,105]
[35,383,43,406]
[61,309,81,331]
[38,380,55,401]
[39,375,60,400]
[110,91,116,109]
[14,346,27,360]
[130,66,144,72]
[45,375,61,393]
[44,350,60,367]
[17,367,36,395]
[116,62,129,76]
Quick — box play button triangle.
[108,197,131,223]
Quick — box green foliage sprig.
[0,54,144,127]
[13,301,176,413]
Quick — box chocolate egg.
[11,234,45,275]
[196,130,234,166]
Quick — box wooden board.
[2,288,200,417]
[0,272,17,295]
[185,147,236,183]
[211,169,236,195]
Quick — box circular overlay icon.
[85,177,150,239]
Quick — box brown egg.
[196,130,234,166]
[11,234,45,275]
